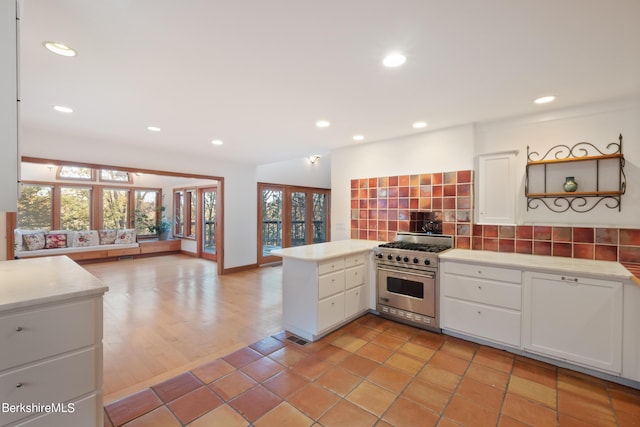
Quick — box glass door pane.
[290,191,307,247]
[202,188,217,257]
[262,188,283,256]
[312,192,327,243]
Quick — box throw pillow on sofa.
[45,233,67,249]
[23,232,46,251]
[99,229,117,245]
[74,231,98,247]
[116,229,136,244]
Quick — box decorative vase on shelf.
[563,176,578,192]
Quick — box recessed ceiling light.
[146,126,161,132]
[412,121,428,129]
[211,139,223,146]
[534,95,556,104]
[43,41,77,57]
[353,135,365,141]
[383,52,406,67]
[53,105,73,113]
[316,120,330,128]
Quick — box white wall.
[331,124,475,240]
[256,154,331,188]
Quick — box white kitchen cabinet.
[622,283,640,381]
[0,0,19,212]
[281,251,370,341]
[0,256,108,427]
[477,151,517,225]
[441,260,522,346]
[523,271,623,374]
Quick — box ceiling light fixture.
[146,126,161,132]
[315,120,330,128]
[383,52,406,67]
[308,155,321,164]
[53,105,73,113]
[353,135,365,141]
[211,139,223,146]
[412,121,428,129]
[43,41,77,57]
[534,95,556,104]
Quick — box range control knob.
[376,253,383,259]
[403,256,409,262]
[424,259,431,266]
[413,258,419,264]
[387,254,393,260]
[395,256,402,261]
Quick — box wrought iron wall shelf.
[525,134,626,213]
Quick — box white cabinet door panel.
[443,298,521,346]
[318,294,345,332]
[345,285,366,318]
[444,274,521,310]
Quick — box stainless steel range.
[374,232,453,332]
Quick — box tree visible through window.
[58,166,93,180]
[60,187,91,230]
[103,188,129,229]
[17,184,53,230]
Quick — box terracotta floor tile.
[229,385,283,422]
[511,358,556,388]
[185,404,249,427]
[331,334,368,352]
[401,378,452,414]
[209,370,257,401]
[386,322,419,340]
[313,344,351,365]
[288,383,340,419]
[222,346,263,368]
[241,356,285,382]
[428,351,470,376]
[105,388,163,426]
[318,399,378,427]
[398,341,436,362]
[610,388,640,415]
[250,336,287,356]
[435,417,464,427]
[502,393,557,427]
[382,397,439,427]
[289,354,331,380]
[254,402,314,427]
[371,332,406,351]
[455,376,505,410]
[339,353,380,377]
[167,386,223,425]
[151,372,203,403]
[316,366,363,397]
[356,342,393,363]
[104,409,113,427]
[367,364,413,394]
[410,330,446,350]
[464,362,510,391]
[263,370,310,398]
[616,410,640,426]
[121,406,180,427]
[190,358,236,384]
[557,389,617,426]
[268,345,309,367]
[507,375,556,409]
[348,325,381,341]
[346,380,396,416]
[444,394,500,427]
[384,352,425,375]
[440,337,478,360]
[557,371,610,405]
[355,313,394,331]
[557,412,601,427]
[497,415,532,427]
[417,365,461,392]
[472,346,514,372]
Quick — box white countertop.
[0,256,109,312]
[271,239,385,261]
[440,249,634,284]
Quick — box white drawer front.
[318,258,345,276]
[345,254,365,268]
[345,266,365,290]
[0,348,97,425]
[0,299,98,371]
[444,262,521,283]
[318,271,345,299]
[345,286,367,319]
[318,294,345,332]
[443,298,521,346]
[444,274,521,310]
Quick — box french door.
[199,187,217,261]
[258,183,330,265]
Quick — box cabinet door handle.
[16,382,23,388]
[15,326,23,332]
[477,285,482,290]
[561,276,579,283]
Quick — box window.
[261,187,283,257]
[100,169,132,183]
[173,189,196,237]
[60,186,91,230]
[17,184,53,230]
[174,190,185,236]
[103,188,130,229]
[57,166,94,180]
[189,190,197,237]
[134,190,160,235]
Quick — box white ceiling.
[18,0,640,166]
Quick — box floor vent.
[118,256,134,261]
[286,336,309,346]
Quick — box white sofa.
[14,229,139,259]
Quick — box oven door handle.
[378,267,435,280]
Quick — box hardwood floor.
[83,255,284,404]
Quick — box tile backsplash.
[350,170,640,268]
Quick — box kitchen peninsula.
[272,239,383,342]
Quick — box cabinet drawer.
[345,285,367,318]
[0,299,98,371]
[444,262,521,283]
[443,298,521,346]
[345,254,365,268]
[318,258,345,275]
[318,271,345,299]
[345,265,365,290]
[318,294,345,332]
[14,393,99,427]
[444,274,521,310]
[0,348,97,425]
